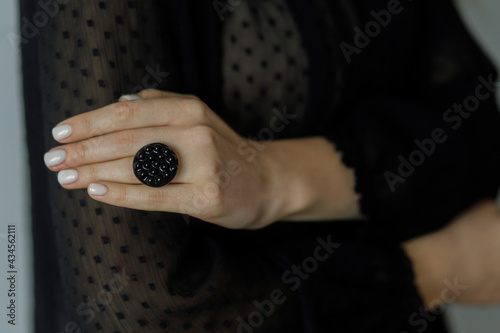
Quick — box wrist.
[256,137,361,223]
[402,229,457,309]
[255,139,299,224]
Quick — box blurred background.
[1,0,500,332]
[0,0,32,332]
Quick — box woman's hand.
[44,89,361,229]
[404,199,500,308]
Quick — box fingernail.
[58,169,78,185]
[52,124,73,141]
[119,94,141,101]
[44,149,66,167]
[88,183,108,196]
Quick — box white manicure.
[52,124,73,141]
[58,169,78,185]
[88,183,108,196]
[44,150,66,167]
[119,94,141,101]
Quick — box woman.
[21,0,500,332]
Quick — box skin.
[404,200,500,308]
[45,89,500,306]
[45,89,361,230]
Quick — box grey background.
[0,0,33,331]
[0,0,499,332]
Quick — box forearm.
[260,136,363,222]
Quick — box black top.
[20,0,500,332]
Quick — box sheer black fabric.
[20,0,500,332]
[325,0,500,242]
[22,1,303,332]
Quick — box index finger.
[51,97,209,143]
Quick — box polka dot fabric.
[33,1,303,332]
[23,0,482,332]
[221,0,310,136]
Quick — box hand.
[404,199,500,308]
[43,89,289,229]
[44,89,361,229]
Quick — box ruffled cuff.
[328,96,470,242]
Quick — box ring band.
[133,143,178,187]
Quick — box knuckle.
[205,183,225,214]
[81,116,96,136]
[97,118,115,134]
[115,186,128,203]
[192,183,225,220]
[112,102,135,123]
[182,98,207,119]
[85,165,98,182]
[190,125,218,147]
[108,163,121,180]
[147,189,167,207]
[73,141,90,161]
[116,131,136,150]
[204,159,222,177]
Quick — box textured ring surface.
[133,143,178,187]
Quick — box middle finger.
[44,126,200,180]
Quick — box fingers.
[46,89,225,217]
[46,125,190,168]
[87,181,195,212]
[52,97,210,143]
[57,157,140,187]
[45,125,220,187]
[57,156,188,189]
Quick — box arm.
[45,89,363,230]
[404,200,500,308]
[260,137,362,222]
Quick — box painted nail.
[119,94,141,101]
[58,169,78,185]
[88,183,108,196]
[44,149,66,167]
[52,124,73,141]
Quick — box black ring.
[133,143,178,187]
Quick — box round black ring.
[133,143,178,187]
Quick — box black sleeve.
[308,0,500,242]
[306,241,444,333]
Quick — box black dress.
[20,0,500,332]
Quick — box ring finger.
[57,156,190,189]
